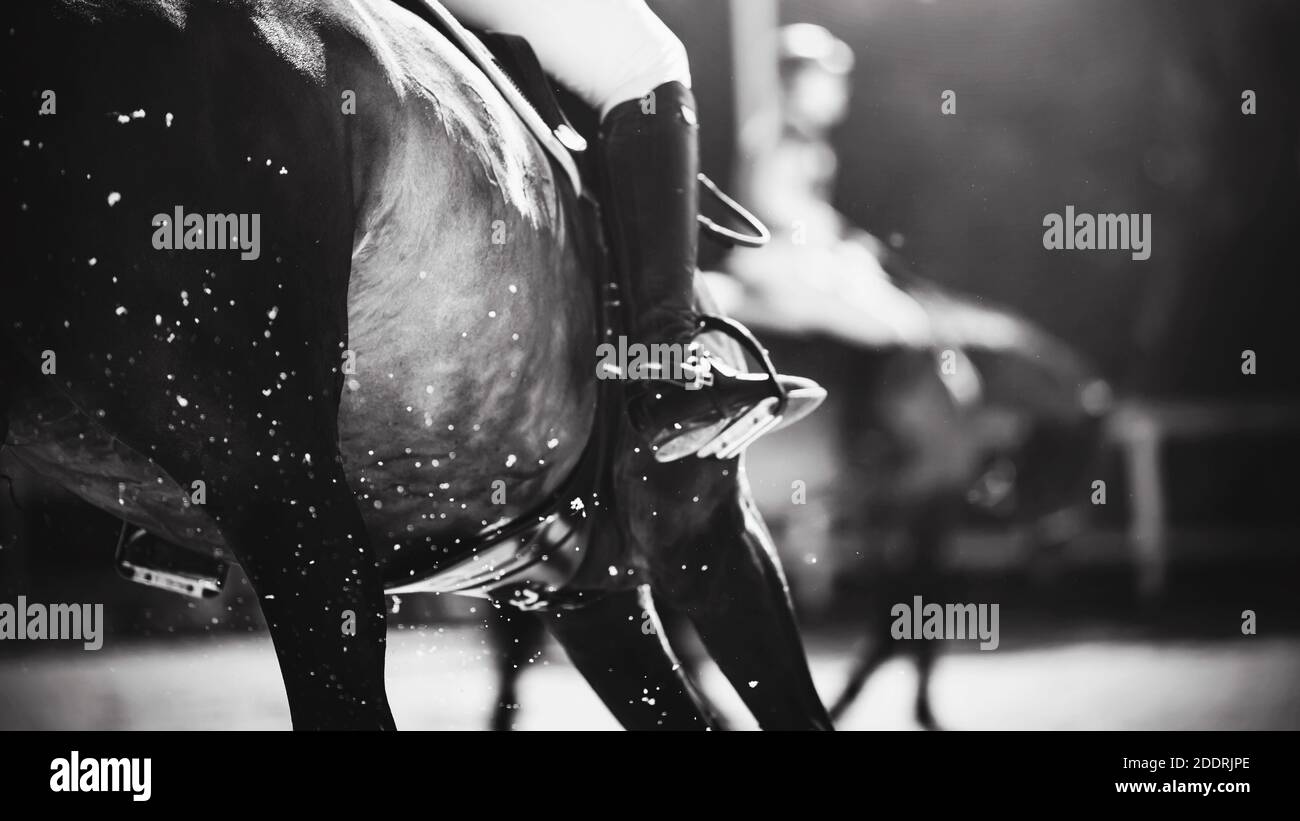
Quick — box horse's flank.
[1,0,599,582]
[326,0,599,574]
[2,1,837,730]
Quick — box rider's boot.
[599,81,826,462]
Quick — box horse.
[0,0,830,730]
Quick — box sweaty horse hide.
[105,2,776,611]
[121,2,615,610]
[2,0,831,731]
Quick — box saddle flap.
[479,32,588,154]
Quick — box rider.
[439,0,825,462]
[727,22,936,350]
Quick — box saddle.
[117,0,772,612]
[399,0,771,246]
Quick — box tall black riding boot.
[599,81,825,462]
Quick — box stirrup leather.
[696,174,772,249]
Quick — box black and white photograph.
[1,0,1298,800]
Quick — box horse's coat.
[4,0,596,583]
[2,0,832,730]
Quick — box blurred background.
[2,0,1299,730]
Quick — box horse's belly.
[8,329,594,580]
[337,230,596,571]
[333,43,598,572]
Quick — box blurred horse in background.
[722,22,1110,727]
[720,242,1111,727]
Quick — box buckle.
[505,586,550,612]
[681,341,714,391]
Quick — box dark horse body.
[1,0,829,729]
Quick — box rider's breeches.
[438,0,692,118]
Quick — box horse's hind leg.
[827,629,893,723]
[657,492,833,730]
[907,508,949,731]
[213,457,394,730]
[539,587,714,730]
[486,606,546,730]
[913,639,939,730]
[2,3,394,729]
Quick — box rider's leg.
[598,81,824,462]
[443,0,692,119]
[444,0,826,461]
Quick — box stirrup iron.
[115,524,228,599]
[691,314,791,460]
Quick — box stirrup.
[696,174,771,249]
[691,314,790,460]
[115,524,228,599]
